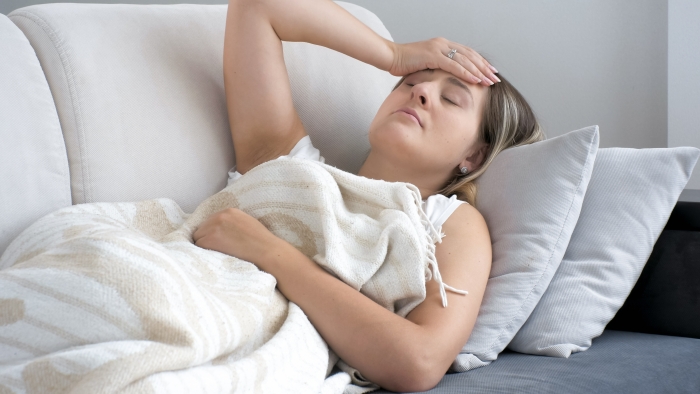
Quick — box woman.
[193,0,544,391]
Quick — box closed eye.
[406,83,458,106]
[442,97,457,105]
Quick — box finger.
[459,52,497,86]
[451,45,497,82]
[461,49,498,83]
[450,51,493,85]
[193,226,203,242]
[442,45,490,85]
[459,46,500,83]
[192,219,211,242]
[439,54,481,85]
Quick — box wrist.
[258,237,294,275]
[383,39,398,73]
[258,238,325,293]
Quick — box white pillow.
[507,146,700,357]
[452,125,599,372]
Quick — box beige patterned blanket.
[0,157,442,393]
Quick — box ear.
[460,143,489,172]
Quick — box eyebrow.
[447,77,473,101]
[416,69,473,101]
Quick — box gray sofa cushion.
[375,330,700,393]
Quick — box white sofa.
[0,1,400,254]
[2,3,699,393]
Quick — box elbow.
[381,347,446,392]
[392,373,442,393]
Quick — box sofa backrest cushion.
[9,2,399,213]
[0,14,71,255]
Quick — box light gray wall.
[669,0,700,196]
[3,1,699,200]
[346,0,668,149]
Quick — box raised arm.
[224,0,498,174]
[224,0,394,174]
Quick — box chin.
[369,123,421,165]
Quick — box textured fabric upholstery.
[376,330,700,394]
[608,228,700,339]
[9,2,398,213]
[0,13,70,255]
[509,147,699,357]
[452,126,599,371]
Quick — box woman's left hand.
[193,208,281,267]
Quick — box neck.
[357,151,449,200]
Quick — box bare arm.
[224,0,393,174]
[194,203,492,392]
[224,0,498,174]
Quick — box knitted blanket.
[0,157,446,394]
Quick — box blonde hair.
[392,71,545,207]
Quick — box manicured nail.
[492,74,501,82]
[489,65,499,73]
[472,76,482,84]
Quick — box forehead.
[410,68,469,84]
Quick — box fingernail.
[492,74,501,83]
[489,65,498,73]
[472,76,482,84]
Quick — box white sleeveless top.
[227,135,467,237]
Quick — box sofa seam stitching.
[9,11,91,204]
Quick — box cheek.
[368,93,404,139]
[427,114,479,161]
[371,92,400,124]
[368,110,423,162]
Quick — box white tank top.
[227,135,467,236]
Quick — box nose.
[410,81,433,107]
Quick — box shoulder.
[441,202,489,240]
[436,203,491,272]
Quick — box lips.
[395,107,422,127]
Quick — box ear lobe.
[462,143,489,170]
[477,144,489,164]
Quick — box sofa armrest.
[606,201,700,339]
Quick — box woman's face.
[367,69,489,183]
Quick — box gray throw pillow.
[508,146,700,357]
[452,125,599,371]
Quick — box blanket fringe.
[411,190,469,307]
